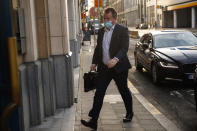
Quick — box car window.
[154,32,197,48]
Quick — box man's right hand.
[90,64,97,71]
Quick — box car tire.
[152,64,162,85]
[135,56,143,71]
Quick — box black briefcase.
[83,71,98,92]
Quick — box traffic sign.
[95,0,102,8]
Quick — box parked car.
[94,23,99,34]
[140,23,148,29]
[136,23,148,29]
[89,19,100,34]
[134,30,197,84]
[136,24,140,29]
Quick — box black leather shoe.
[123,113,133,123]
[81,119,97,130]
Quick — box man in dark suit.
[81,8,133,130]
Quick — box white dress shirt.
[102,24,116,65]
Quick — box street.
[128,38,197,131]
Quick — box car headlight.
[159,61,179,69]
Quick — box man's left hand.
[107,58,118,68]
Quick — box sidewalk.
[29,37,180,131]
[74,39,180,131]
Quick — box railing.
[0,37,20,131]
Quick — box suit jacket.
[92,24,132,73]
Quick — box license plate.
[188,74,195,79]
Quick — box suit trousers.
[89,67,133,121]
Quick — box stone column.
[21,0,38,62]
[19,0,44,127]
[68,0,76,40]
[35,0,50,58]
[192,7,196,28]
[68,0,79,67]
[173,10,177,28]
[74,0,79,35]
[75,0,82,53]
[34,0,57,118]
[48,0,74,108]
[60,0,74,107]
[60,0,70,54]
[162,12,165,28]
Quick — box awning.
[167,1,197,11]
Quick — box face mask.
[104,21,113,29]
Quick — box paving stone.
[101,124,123,131]
[122,122,140,128]
[100,115,118,120]
[136,114,155,120]
[81,113,91,119]
[135,111,151,115]
[39,128,61,131]
[33,119,53,128]
[100,119,121,125]
[74,120,81,126]
[81,126,93,131]
[50,118,63,128]
[29,128,39,131]
[74,125,81,131]
[53,109,65,118]
[124,127,145,131]
[100,111,116,116]
[75,114,81,121]
[61,120,75,131]
[142,124,166,131]
[139,119,161,125]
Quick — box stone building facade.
[0,0,82,130]
[103,0,197,28]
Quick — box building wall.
[1,0,82,130]
[146,0,163,28]
[160,0,192,6]
[104,0,197,28]
[162,0,197,28]
[124,0,139,27]
[103,0,139,27]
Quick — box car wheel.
[135,56,143,71]
[152,64,162,84]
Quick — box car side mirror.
[142,43,149,49]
